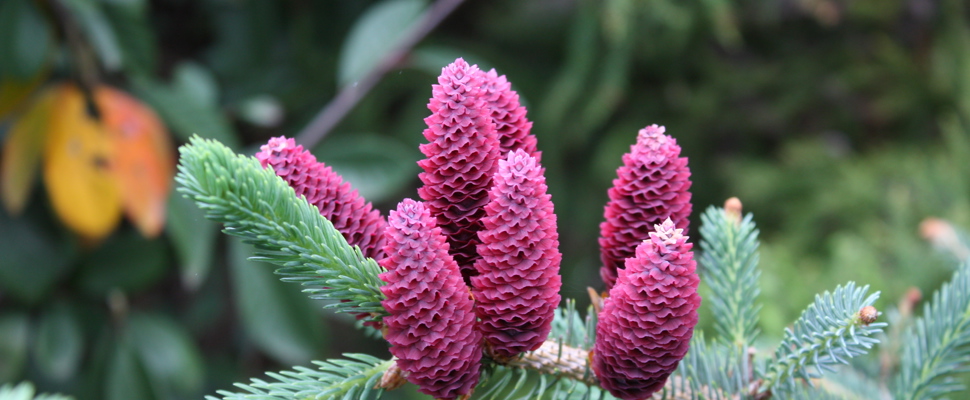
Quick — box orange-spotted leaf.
[43,84,121,241]
[1,85,57,214]
[98,87,175,238]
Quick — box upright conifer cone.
[256,136,386,259]
[592,218,701,400]
[472,150,561,359]
[418,58,500,280]
[379,199,482,400]
[598,125,692,289]
[479,68,539,159]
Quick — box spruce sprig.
[690,203,760,400]
[0,382,72,400]
[674,332,744,400]
[175,136,387,318]
[893,261,970,400]
[205,354,391,400]
[698,204,763,349]
[761,282,886,395]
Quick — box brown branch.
[47,0,102,119]
[295,0,466,148]
[503,341,724,400]
[504,340,597,386]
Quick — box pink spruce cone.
[598,125,692,289]
[417,58,501,281]
[471,150,561,359]
[379,199,483,400]
[479,68,539,159]
[256,136,386,259]
[592,218,701,400]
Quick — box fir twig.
[698,204,762,349]
[206,354,392,400]
[674,332,743,400]
[175,137,387,319]
[0,382,73,400]
[893,261,970,400]
[760,282,885,395]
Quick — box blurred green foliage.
[1,0,969,399]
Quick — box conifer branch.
[205,354,392,400]
[893,261,970,400]
[674,332,745,400]
[547,299,596,350]
[0,382,73,400]
[175,137,387,319]
[698,204,763,349]
[760,282,885,395]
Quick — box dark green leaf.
[105,336,154,400]
[76,230,169,296]
[62,0,123,71]
[32,302,84,382]
[102,0,156,77]
[699,0,741,48]
[98,0,147,13]
[171,62,218,107]
[131,77,240,149]
[408,45,489,77]
[235,95,283,128]
[0,207,76,304]
[576,33,632,137]
[0,0,52,79]
[0,313,29,382]
[337,0,426,86]
[312,133,420,203]
[535,0,598,139]
[166,190,217,291]
[204,0,279,77]
[228,237,325,365]
[126,313,204,399]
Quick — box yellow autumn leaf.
[43,84,121,241]
[98,87,175,238]
[1,85,57,214]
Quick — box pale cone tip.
[724,197,743,223]
[636,124,669,151]
[919,217,950,241]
